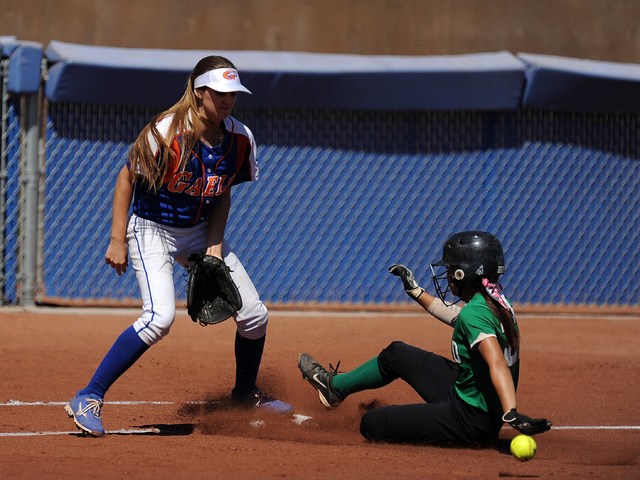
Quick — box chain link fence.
[38,104,640,307]
[0,58,22,304]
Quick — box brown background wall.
[1,0,639,64]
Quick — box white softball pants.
[127,214,268,345]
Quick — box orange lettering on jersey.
[184,178,202,196]
[161,139,183,183]
[202,176,219,196]
[202,175,228,196]
[167,171,193,193]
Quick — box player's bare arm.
[105,165,134,275]
[205,188,231,259]
[477,335,517,413]
[480,331,552,435]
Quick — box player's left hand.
[502,408,552,435]
[388,264,424,299]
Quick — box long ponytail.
[479,286,519,354]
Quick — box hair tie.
[481,278,513,313]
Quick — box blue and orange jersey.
[131,115,257,227]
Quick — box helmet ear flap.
[453,269,465,281]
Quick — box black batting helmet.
[431,231,505,303]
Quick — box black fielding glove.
[187,253,242,326]
[502,408,552,435]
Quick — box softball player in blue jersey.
[65,56,292,437]
[298,231,551,445]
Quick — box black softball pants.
[359,341,502,445]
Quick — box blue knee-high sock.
[78,326,150,398]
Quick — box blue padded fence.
[2,41,640,306]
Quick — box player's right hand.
[388,264,424,299]
[502,408,552,435]
[105,240,129,275]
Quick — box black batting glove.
[502,408,552,435]
[388,264,424,300]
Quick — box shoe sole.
[64,403,105,437]
[302,375,335,408]
[316,388,333,409]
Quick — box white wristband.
[408,287,424,299]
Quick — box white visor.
[193,68,251,94]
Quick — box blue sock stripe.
[132,216,156,335]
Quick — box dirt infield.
[1,307,639,479]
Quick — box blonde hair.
[128,56,237,189]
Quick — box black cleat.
[297,353,345,408]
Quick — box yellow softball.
[510,434,537,461]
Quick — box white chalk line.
[1,423,637,438]
[1,400,176,406]
[0,399,313,437]
[549,426,640,430]
[0,428,162,437]
[1,400,638,437]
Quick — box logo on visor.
[223,70,238,80]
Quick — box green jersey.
[451,293,519,416]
